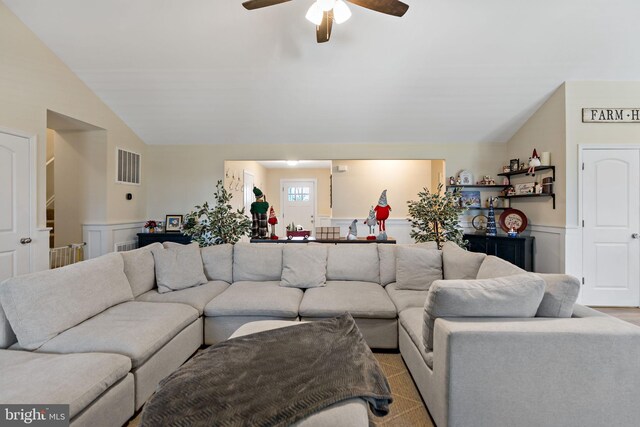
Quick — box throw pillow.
[442,241,486,280]
[379,242,438,286]
[395,246,443,291]
[326,244,380,284]
[535,274,581,318]
[476,255,525,280]
[121,242,163,297]
[422,273,545,351]
[280,245,328,289]
[151,243,208,293]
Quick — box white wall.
[0,3,148,267]
[146,143,506,221]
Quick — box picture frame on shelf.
[459,190,481,208]
[165,214,183,232]
[459,170,474,185]
[509,159,520,172]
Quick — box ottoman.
[229,320,370,427]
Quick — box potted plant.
[407,183,468,249]
[182,180,252,246]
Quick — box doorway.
[581,147,640,306]
[281,180,317,237]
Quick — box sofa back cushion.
[442,241,486,280]
[379,242,438,286]
[423,273,545,351]
[326,244,380,284]
[535,274,581,318]
[476,255,525,280]
[121,242,163,297]
[395,246,443,291]
[151,243,208,293]
[280,245,328,289]
[201,244,233,283]
[0,253,134,350]
[0,305,17,348]
[233,243,283,282]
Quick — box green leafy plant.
[407,184,468,249]
[182,180,252,246]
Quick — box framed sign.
[583,108,640,123]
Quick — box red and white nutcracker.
[268,206,279,240]
[374,189,392,241]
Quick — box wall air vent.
[116,148,141,185]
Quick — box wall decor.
[582,108,640,123]
[459,191,481,208]
[499,208,528,233]
[509,159,520,172]
[165,215,183,232]
[514,183,537,195]
[459,170,474,185]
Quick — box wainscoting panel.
[82,222,144,259]
[330,218,414,243]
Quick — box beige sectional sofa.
[1,240,638,427]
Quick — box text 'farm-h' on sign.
[582,108,640,123]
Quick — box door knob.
[20,237,32,244]
[632,233,639,239]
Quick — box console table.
[464,234,534,271]
[137,233,191,247]
[250,238,396,244]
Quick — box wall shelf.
[497,165,555,182]
[502,193,556,209]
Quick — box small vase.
[149,228,155,234]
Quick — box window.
[287,187,310,202]
[116,148,141,184]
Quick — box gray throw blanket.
[140,313,392,427]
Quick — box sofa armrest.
[434,316,640,427]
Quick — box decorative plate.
[499,208,528,233]
[459,170,474,185]
[472,214,488,231]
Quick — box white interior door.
[0,131,32,281]
[582,149,640,306]
[281,180,316,237]
[243,171,254,215]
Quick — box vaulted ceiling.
[5,0,640,145]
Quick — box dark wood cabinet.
[137,233,191,247]
[464,233,534,271]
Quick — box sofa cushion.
[136,280,229,315]
[327,244,380,284]
[299,281,397,319]
[281,245,328,289]
[423,273,545,351]
[0,305,16,348]
[151,243,208,293]
[0,350,131,418]
[536,274,581,318]
[201,244,233,283]
[204,281,302,318]
[398,307,433,369]
[36,301,199,368]
[442,241,486,280]
[385,282,429,312]
[121,243,163,297]
[233,243,283,282]
[0,253,134,350]
[379,242,438,286]
[395,246,443,291]
[476,255,525,280]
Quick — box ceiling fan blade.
[242,0,292,10]
[346,0,409,17]
[316,10,333,43]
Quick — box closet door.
[582,149,640,306]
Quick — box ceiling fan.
[242,0,409,43]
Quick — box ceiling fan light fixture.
[305,2,324,25]
[333,0,351,24]
[318,0,336,12]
